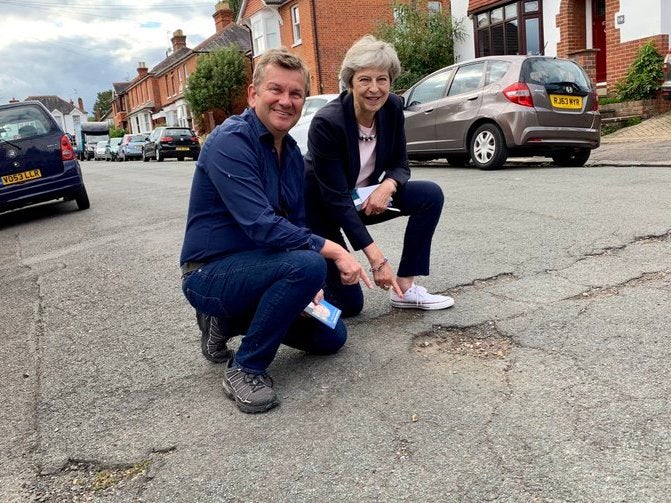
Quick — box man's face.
[248,64,306,139]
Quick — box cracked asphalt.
[1,155,670,502]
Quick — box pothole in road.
[412,322,512,359]
[28,459,153,502]
[567,270,670,300]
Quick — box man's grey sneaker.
[196,311,234,363]
[222,361,279,414]
[390,283,455,310]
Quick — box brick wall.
[556,0,586,57]
[244,0,449,96]
[601,97,671,118]
[568,49,598,84]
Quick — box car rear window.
[521,58,590,91]
[0,104,56,141]
[165,128,192,137]
[130,135,146,142]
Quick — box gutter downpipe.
[310,0,323,94]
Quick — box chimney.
[213,1,233,32]
[78,97,84,111]
[137,62,148,77]
[171,29,187,51]
[9,97,19,103]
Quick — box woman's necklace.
[358,123,376,142]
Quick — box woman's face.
[350,67,391,123]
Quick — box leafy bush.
[375,3,464,91]
[109,126,127,138]
[615,42,664,101]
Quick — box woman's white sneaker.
[390,283,454,310]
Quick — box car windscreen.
[164,129,192,137]
[0,104,56,141]
[521,58,590,91]
[130,135,146,142]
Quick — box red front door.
[592,0,607,82]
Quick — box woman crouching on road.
[304,35,453,316]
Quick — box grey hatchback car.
[402,55,601,169]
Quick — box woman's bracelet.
[370,257,388,273]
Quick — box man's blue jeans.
[182,249,347,374]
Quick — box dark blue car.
[0,101,90,213]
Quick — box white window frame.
[291,5,301,45]
[250,11,281,56]
[428,1,442,13]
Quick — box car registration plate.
[550,94,583,109]
[1,169,42,186]
[176,146,190,151]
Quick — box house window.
[474,1,541,57]
[291,5,301,44]
[428,1,442,13]
[250,11,280,56]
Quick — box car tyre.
[75,185,90,210]
[445,153,470,167]
[470,123,507,170]
[156,149,163,162]
[177,156,184,161]
[552,148,591,167]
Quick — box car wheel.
[75,185,90,210]
[470,123,508,170]
[142,150,149,162]
[156,149,163,162]
[177,156,184,161]
[552,148,591,167]
[445,153,470,167]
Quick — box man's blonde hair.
[252,49,310,94]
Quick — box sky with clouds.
[0,0,228,115]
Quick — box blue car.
[0,100,90,213]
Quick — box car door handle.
[423,108,434,114]
[467,96,479,101]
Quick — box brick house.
[111,2,251,134]
[237,0,449,96]
[26,95,88,138]
[451,0,671,95]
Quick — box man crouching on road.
[180,49,371,414]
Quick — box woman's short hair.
[252,48,310,94]
[339,35,402,89]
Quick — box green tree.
[615,42,664,101]
[109,126,127,138]
[375,2,464,91]
[229,0,242,18]
[184,45,247,120]
[93,90,113,120]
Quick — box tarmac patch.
[412,321,512,359]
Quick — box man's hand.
[312,289,324,305]
[334,254,372,288]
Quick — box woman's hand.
[362,179,396,216]
[372,261,403,297]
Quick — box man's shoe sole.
[390,298,455,310]
[222,378,280,414]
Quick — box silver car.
[289,94,339,154]
[402,55,601,169]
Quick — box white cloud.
[0,1,225,112]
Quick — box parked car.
[288,94,340,154]
[0,100,90,213]
[118,133,147,161]
[105,137,123,161]
[662,48,671,100]
[142,126,200,162]
[93,140,108,160]
[402,55,601,169]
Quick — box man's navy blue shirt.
[180,108,325,265]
